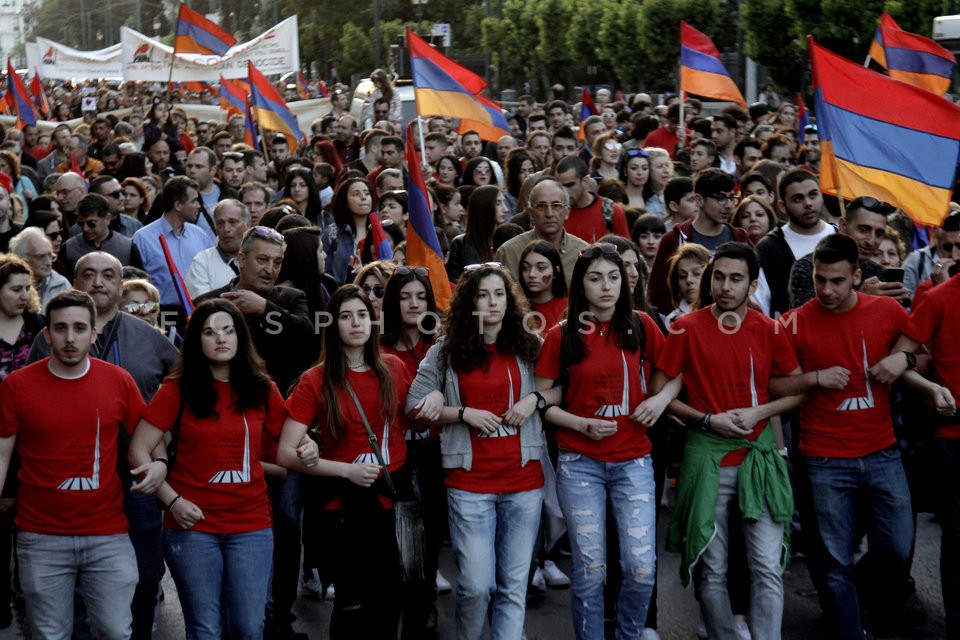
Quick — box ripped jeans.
[556,452,656,640]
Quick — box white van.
[349,77,417,128]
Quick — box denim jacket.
[404,337,543,471]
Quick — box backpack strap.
[601,197,615,232]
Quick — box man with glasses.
[8,227,69,311]
[495,178,586,287]
[789,195,908,309]
[89,175,142,238]
[54,172,87,231]
[648,169,750,313]
[26,254,178,640]
[903,210,960,297]
[194,120,215,148]
[61,193,142,278]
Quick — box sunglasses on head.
[361,285,386,299]
[578,243,619,259]
[396,266,429,276]
[852,196,895,215]
[248,225,285,243]
[463,262,502,273]
[122,302,159,315]
[625,149,649,158]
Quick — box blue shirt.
[133,216,212,305]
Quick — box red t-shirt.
[536,313,664,462]
[783,294,906,457]
[658,307,799,465]
[902,274,960,439]
[531,297,568,334]
[644,126,691,160]
[0,358,144,535]
[381,340,439,440]
[446,347,544,493]
[143,379,286,533]
[565,196,630,243]
[286,356,412,505]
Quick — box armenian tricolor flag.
[366,213,394,261]
[219,75,248,117]
[810,36,960,227]
[879,22,956,95]
[868,11,900,69]
[248,62,303,152]
[404,124,451,311]
[407,27,509,141]
[243,101,259,151]
[30,70,49,119]
[679,21,745,107]
[6,60,36,126]
[796,93,810,145]
[174,3,236,56]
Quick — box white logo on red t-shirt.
[836,336,875,411]
[353,421,392,465]
[209,414,251,484]
[481,366,519,438]
[58,413,101,491]
[596,351,631,418]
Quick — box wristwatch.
[699,413,712,432]
[903,351,917,371]
[532,391,547,410]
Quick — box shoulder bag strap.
[343,379,397,498]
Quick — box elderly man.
[186,199,250,298]
[54,172,87,231]
[495,178,587,287]
[8,227,69,310]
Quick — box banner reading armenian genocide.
[120,16,298,82]
[26,39,123,81]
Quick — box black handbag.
[344,380,425,582]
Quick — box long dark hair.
[519,239,567,299]
[462,157,498,187]
[320,285,396,438]
[170,300,272,419]
[465,184,501,262]
[440,265,540,372]
[277,226,326,314]
[331,177,371,235]
[505,149,533,198]
[282,167,324,225]
[600,234,654,313]
[380,267,438,350]
[564,243,643,365]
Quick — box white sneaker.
[324,583,335,600]
[300,569,323,599]
[640,628,661,640]
[697,622,709,639]
[436,571,452,594]
[734,620,752,640]
[542,560,571,588]
[529,567,547,594]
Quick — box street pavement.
[0,507,945,639]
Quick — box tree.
[638,0,723,92]
[339,21,374,82]
[566,0,617,85]
[597,0,648,91]
[534,0,577,92]
[742,0,806,93]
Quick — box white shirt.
[186,246,237,299]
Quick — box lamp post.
[411,0,428,35]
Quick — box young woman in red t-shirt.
[405,264,546,640]
[379,266,445,633]
[518,239,568,334]
[128,300,292,640]
[534,243,675,640]
[277,285,412,640]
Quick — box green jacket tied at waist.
[667,424,793,587]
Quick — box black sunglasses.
[361,285,386,299]
[396,266,429,276]
[852,196,895,215]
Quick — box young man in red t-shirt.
[654,242,803,640]
[555,155,630,243]
[873,271,959,638]
[0,291,144,639]
[775,234,919,639]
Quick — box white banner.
[121,16,299,82]
[26,39,123,81]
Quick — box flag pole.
[416,116,429,176]
[863,54,872,68]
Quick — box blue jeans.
[696,465,785,640]
[556,453,656,640]
[806,448,915,639]
[447,486,542,640]
[17,532,138,640]
[164,527,273,640]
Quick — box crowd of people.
[0,71,955,640]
